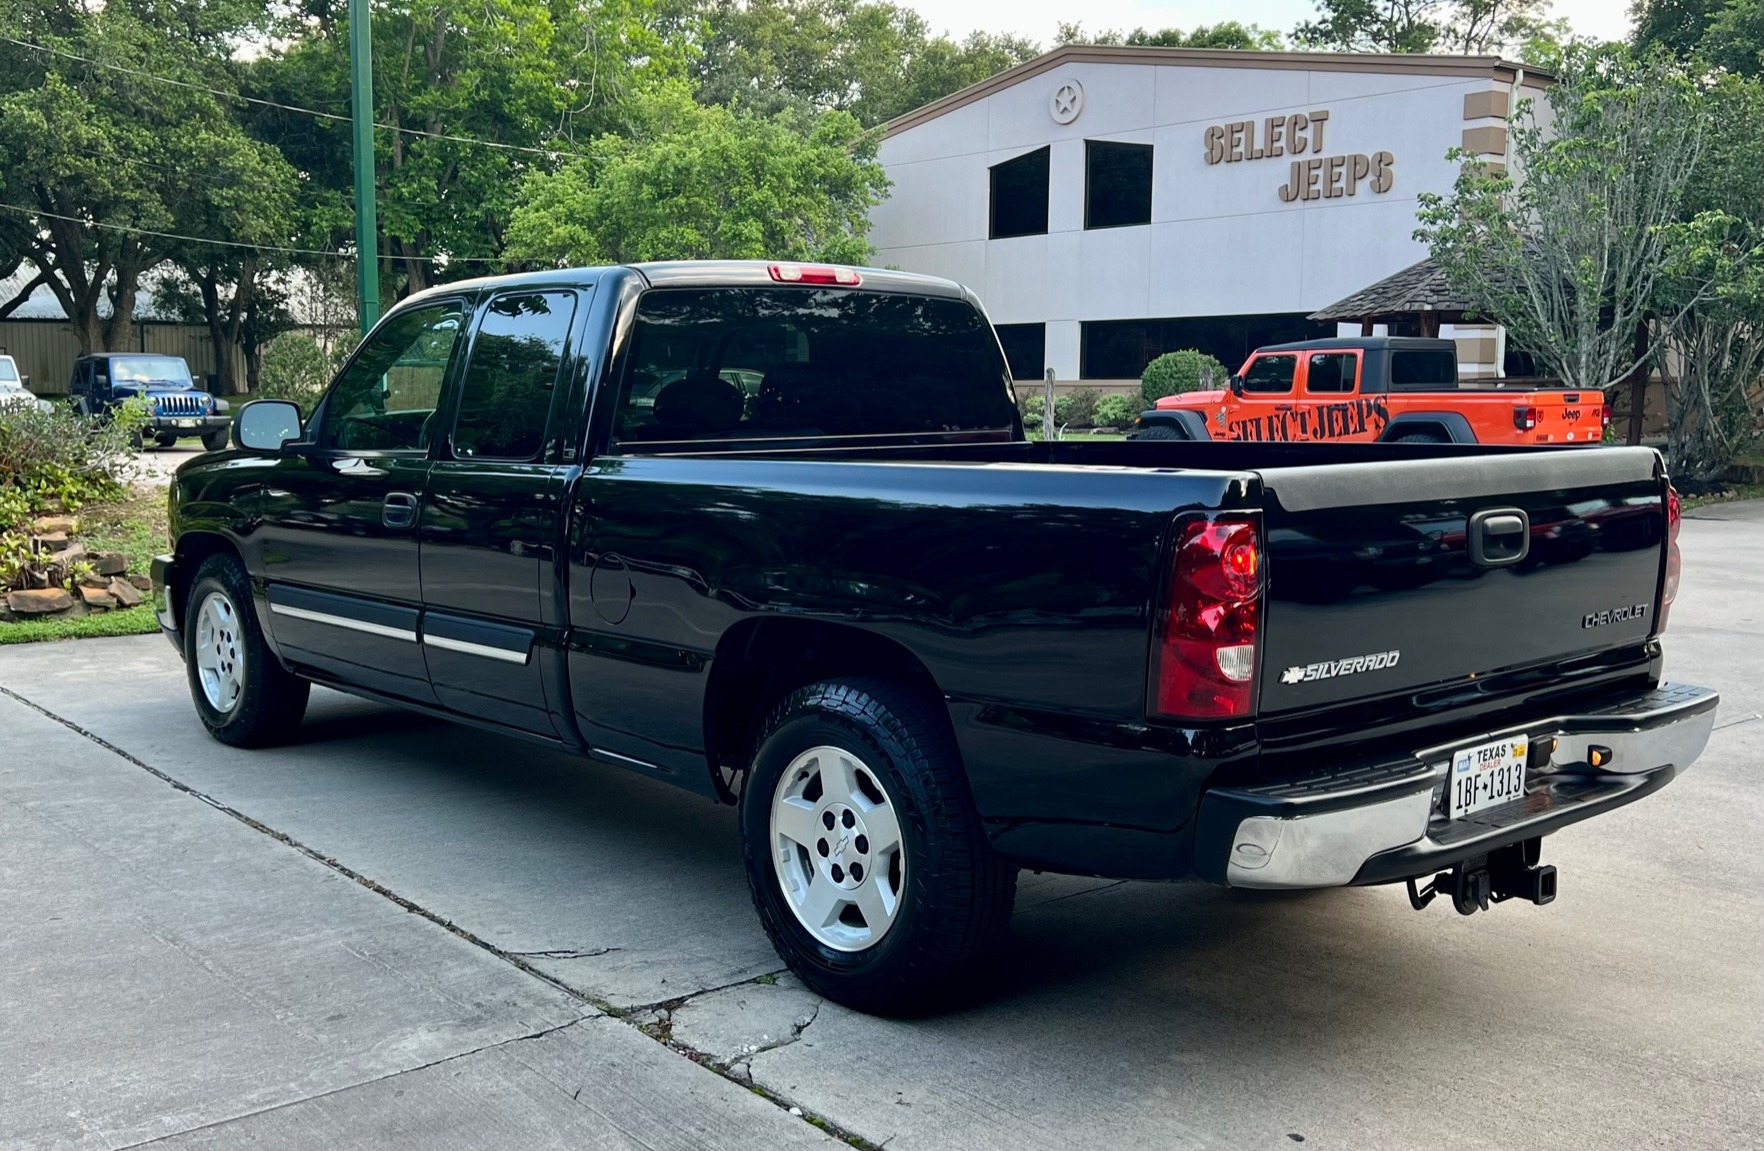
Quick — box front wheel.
[740,678,1016,1016]
[201,429,229,452]
[1134,423,1184,441]
[184,555,310,747]
[154,432,178,448]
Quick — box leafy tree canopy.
[1295,0,1554,54]
[504,85,889,266]
[1057,21,1284,50]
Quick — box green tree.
[255,0,687,299]
[1057,22,1284,50]
[504,87,889,266]
[690,0,1039,126]
[1636,0,1764,75]
[1294,0,1550,54]
[1415,46,1717,440]
[0,0,275,352]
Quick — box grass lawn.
[1026,428,1128,442]
[1683,483,1764,511]
[1,485,167,645]
[0,605,160,645]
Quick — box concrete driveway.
[2,510,1760,1149]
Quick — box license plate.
[1449,736,1528,818]
[176,418,199,428]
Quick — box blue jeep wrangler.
[69,353,233,450]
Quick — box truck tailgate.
[1254,448,1665,713]
[1528,390,1608,445]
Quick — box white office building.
[869,45,1548,390]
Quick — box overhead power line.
[0,34,583,160]
[0,202,527,265]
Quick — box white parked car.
[0,355,52,413]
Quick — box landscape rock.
[78,585,117,611]
[92,552,128,577]
[30,515,77,535]
[52,543,89,567]
[127,574,152,592]
[107,578,144,608]
[31,531,69,553]
[7,588,75,615]
[79,572,110,590]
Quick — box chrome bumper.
[1197,684,1719,890]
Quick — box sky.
[905,0,1634,48]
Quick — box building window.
[1085,141,1153,230]
[1079,314,1332,380]
[994,323,1046,381]
[990,147,1050,239]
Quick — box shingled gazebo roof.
[1309,257,1477,325]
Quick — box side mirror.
[235,399,303,452]
[1229,375,1245,397]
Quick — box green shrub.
[0,398,146,522]
[1141,349,1229,406]
[1054,388,1101,428]
[257,333,345,414]
[1093,394,1138,429]
[1021,393,1046,425]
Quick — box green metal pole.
[348,0,379,336]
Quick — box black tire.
[1135,423,1184,441]
[1392,432,1447,444]
[184,554,309,748]
[201,429,229,452]
[155,432,178,448]
[740,677,1017,1016]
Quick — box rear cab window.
[1241,354,1297,395]
[610,287,1018,450]
[1390,349,1457,389]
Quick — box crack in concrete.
[1714,711,1762,731]
[117,1017,592,1149]
[0,685,877,1148]
[510,946,624,960]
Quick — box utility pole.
[349,0,379,335]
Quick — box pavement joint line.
[112,1017,594,1151]
[1713,712,1763,731]
[0,682,876,1148]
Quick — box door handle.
[382,491,418,530]
[1468,508,1529,568]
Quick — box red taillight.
[768,263,861,286]
[1660,483,1682,631]
[1153,517,1263,720]
[1513,405,1541,431]
[1600,403,1613,428]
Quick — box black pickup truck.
[152,262,1717,1014]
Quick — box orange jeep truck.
[1130,337,1611,446]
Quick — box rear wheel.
[740,678,1016,1015]
[184,555,309,747]
[1392,431,1447,444]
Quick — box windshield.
[111,356,194,387]
[0,359,18,382]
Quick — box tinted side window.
[991,147,1050,239]
[452,292,576,460]
[1242,354,1296,394]
[1391,349,1457,388]
[1306,352,1357,394]
[320,303,465,451]
[613,288,1016,449]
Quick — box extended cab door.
[1297,349,1381,442]
[254,300,468,704]
[417,287,587,736]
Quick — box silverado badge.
[1280,650,1402,685]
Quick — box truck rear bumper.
[1195,683,1719,890]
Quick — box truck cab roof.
[1253,336,1458,355]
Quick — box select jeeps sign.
[1202,109,1395,202]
